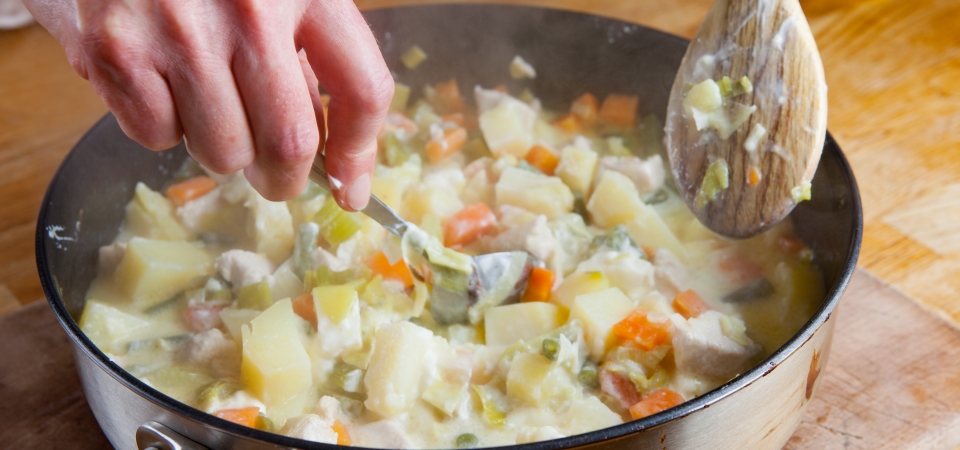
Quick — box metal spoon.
[309,154,538,324]
[665,0,827,238]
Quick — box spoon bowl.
[665,0,827,238]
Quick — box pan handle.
[136,422,209,450]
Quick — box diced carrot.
[641,246,656,261]
[426,127,468,163]
[747,166,762,186]
[778,234,806,256]
[183,303,228,333]
[214,407,260,428]
[366,252,414,289]
[718,254,764,284]
[441,113,465,126]
[432,79,466,113]
[599,366,642,409]
[599,94,639,128]
[629,388,685,420]
[521,267,556,303]
[332,420,352,446]
[165,176,217,206]
[443,203,497,247]
[612,308,673,351]
[524,145,561,175]
[292,292,317,329]
[570,92,599,124]
[552,113,581,133]
[672,290,709,319]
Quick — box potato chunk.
[479,98,536,158]
[363,321,434,417]
[550,271,610,309]
[79,300,150,354]
[246,193,294,264]
[506,352,576,407]
[240,299,312,408]
[569,287,635,359]
[484,302,565,347]
[124,182,190,240]
[496,167,574,219]
[114,237,213,310]
[555,141,598,196]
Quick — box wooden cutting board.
[2,269,958,449]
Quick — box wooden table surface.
[1,0,959,448]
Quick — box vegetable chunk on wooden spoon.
[665,0,827,238]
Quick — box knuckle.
[188,140,253,174]
[261,123,319,168]
[347,67,395,115]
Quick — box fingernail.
[344,172,371,211]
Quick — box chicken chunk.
[597,154,666,198]
[671,311,761,380]
[176,328,240,379]
[353,420,416,449]
[216,249,273,289]
[98,242,127,275]
[653,248,689,298]
[488,214,556,262]
[280,414,338,444]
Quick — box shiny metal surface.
[38,5,861,450]
[137,422,209,450]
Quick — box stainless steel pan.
[36,4,861,449]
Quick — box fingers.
[299,0,393,211]
[233,42,320,201]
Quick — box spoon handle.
[309,153,409,238]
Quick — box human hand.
[24,0,393,210]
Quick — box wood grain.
[664,0,827,238]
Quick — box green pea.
[579,361,600,388]
[456,433,480,448]
[541,337,560,361]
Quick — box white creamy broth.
[80,77,822,448]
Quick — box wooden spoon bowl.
[666,0,827,238]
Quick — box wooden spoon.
[665,0,827,238]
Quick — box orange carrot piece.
[672,290,709,319]
[599,94,639,127]
[443,203,497,247]
[629,388,685,420]
[441,112,465,126]
[292,292,317,329]
[165,176,217,206]
[612,308,673,351]
[552,113,581,133]
[366,252,414,289]
[570,92,599,124]
[747,166,762,186]
[718,254,764,284]
[426,127,468,163]
[778,234,806,256]
[521,267,556,303]
[524,145,561,175]
[432,79,466,113]
[214,407,260,428]
[333,420,352,446]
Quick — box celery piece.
[197,380,241,411]
[592,224,643,256]
[383,132,412,167]
[628,367,670,394]
[720,315,751,346]
[314,197,362,247]
[605,136,633,157]
[696,159,730,209]
[472,385,506,426]
[400,45,428,69]
[315,265,354,286]
[425,244,473,275]
[144,290,187,315]
[791,182,812,204]
[717,76,734,98]
[456,433,480,449]
[718,76,753,98]
[256,414,276,432]
[237,280,273,310]
[390,82,412,112]
[330,362,366,394]
[578,361,600,388]
[293,222,319,279]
